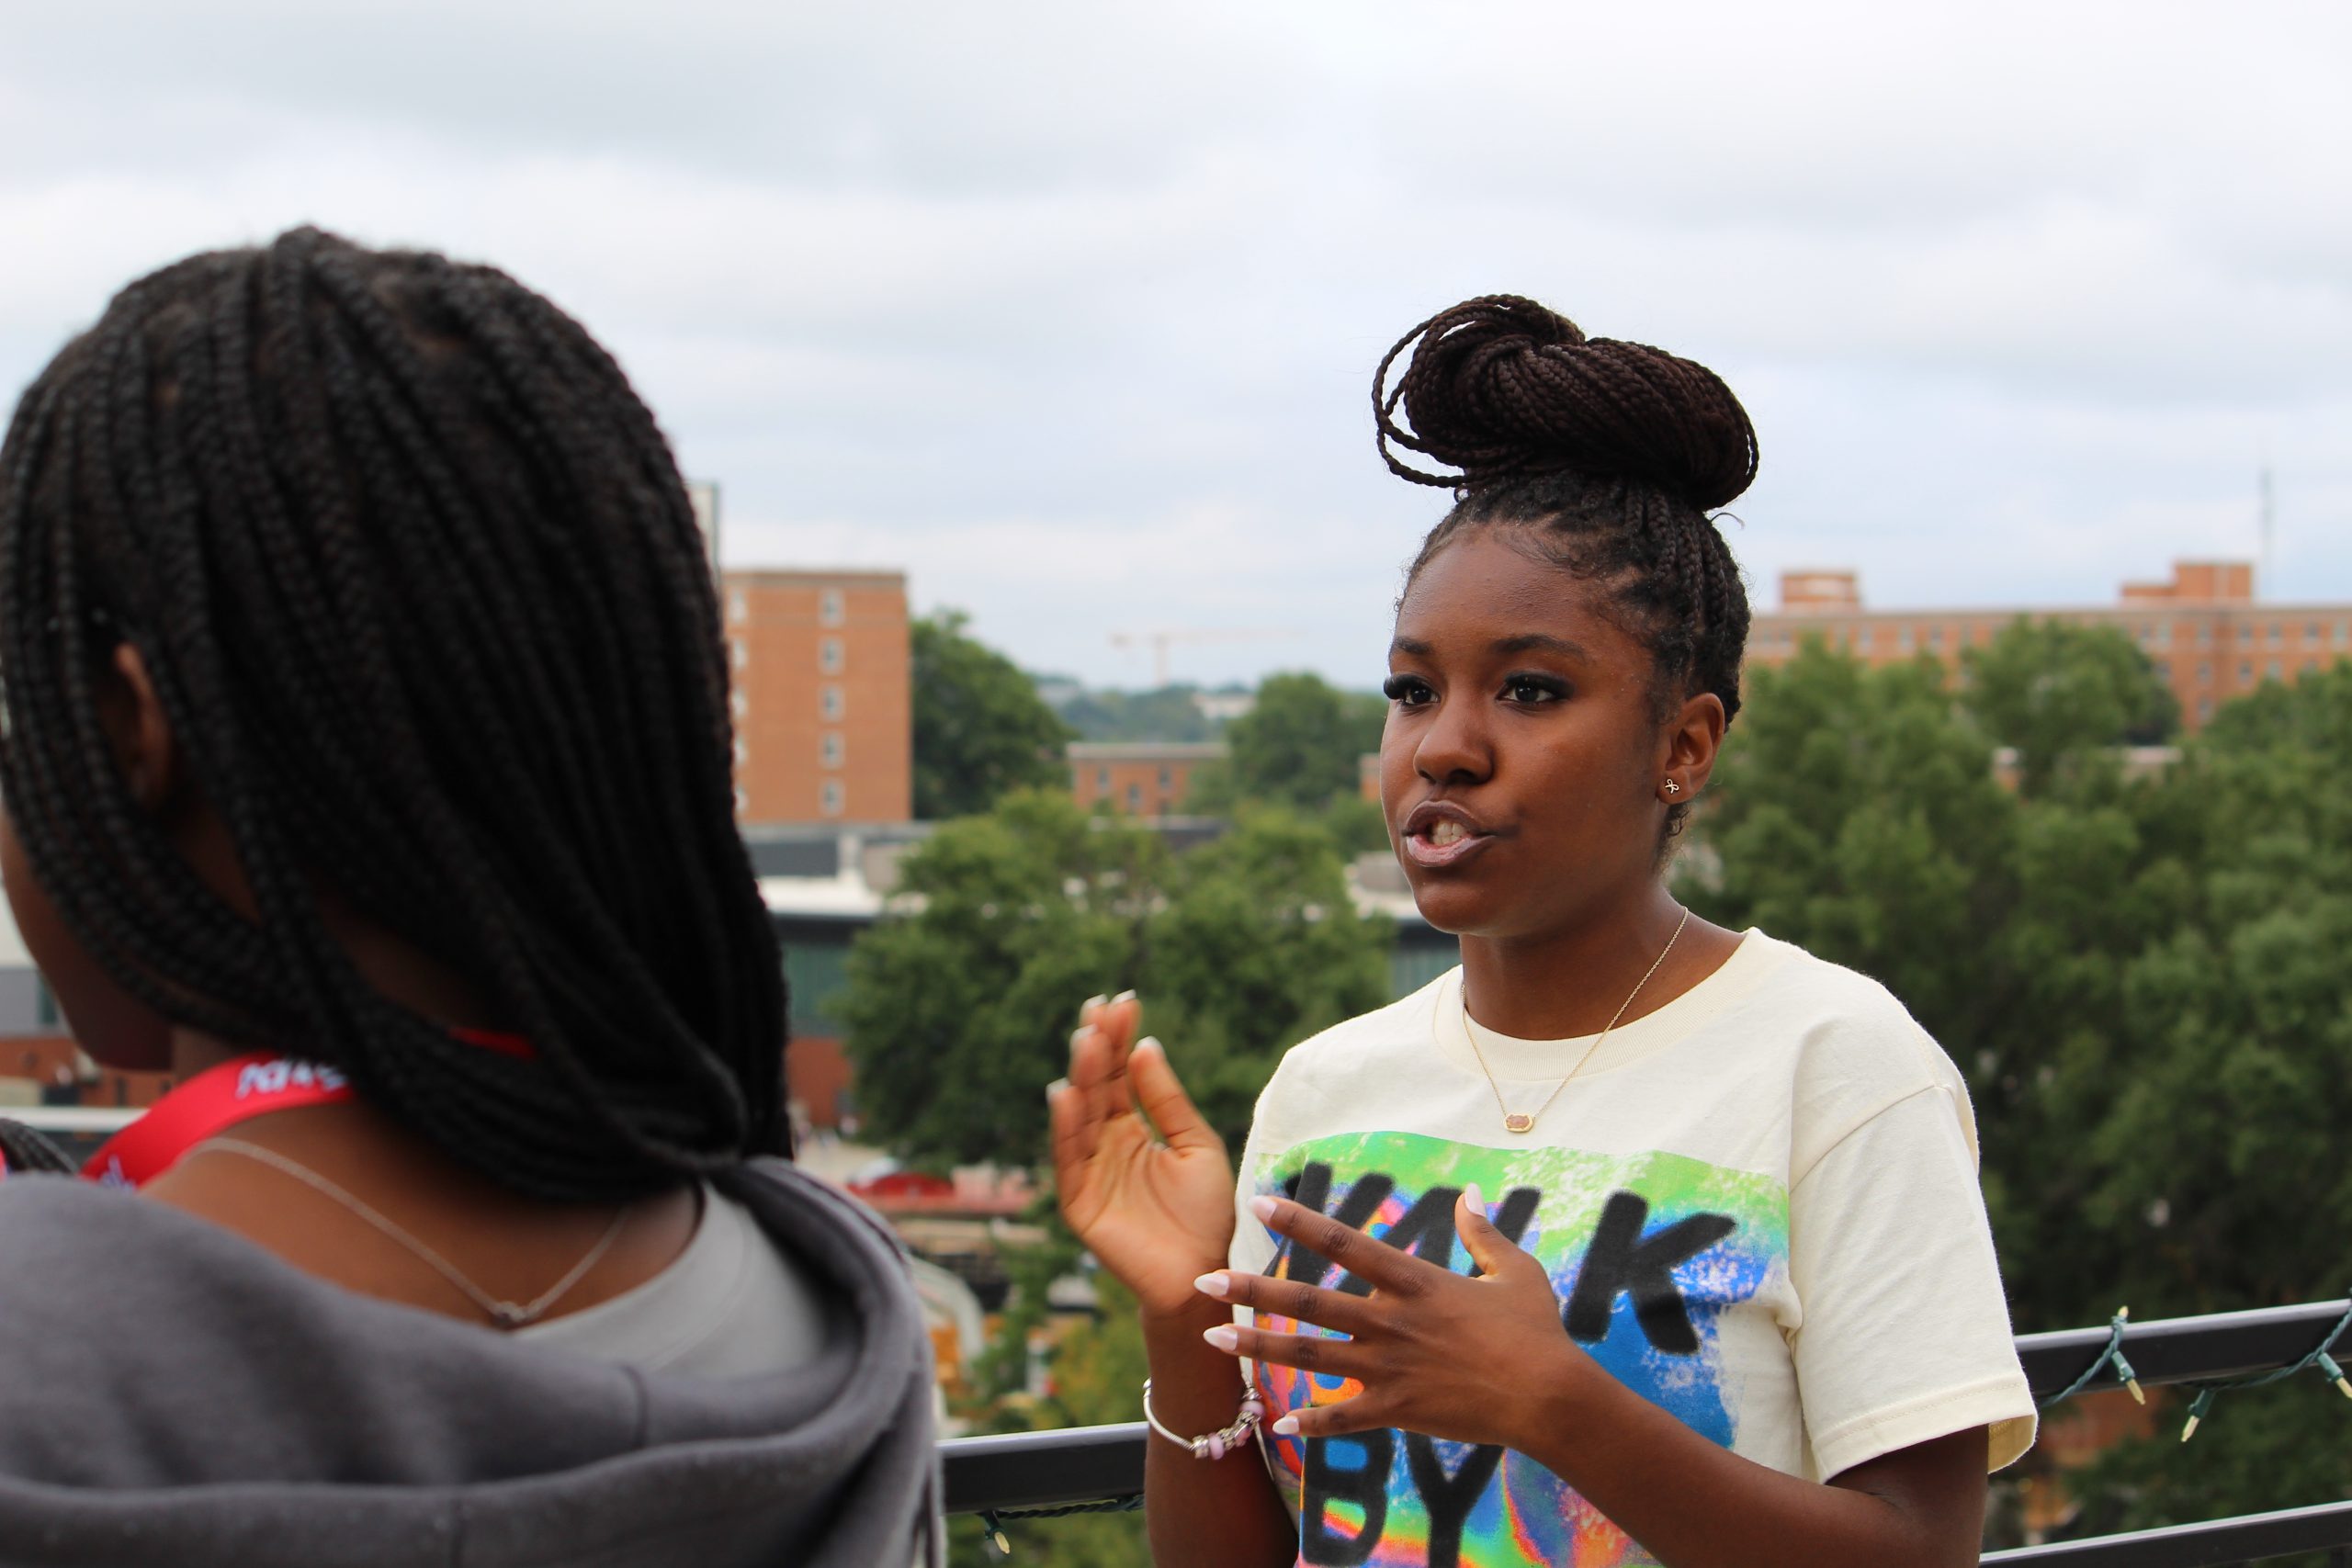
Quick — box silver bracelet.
[1143,1377,1266,1461]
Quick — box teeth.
[1429,819,1467,846]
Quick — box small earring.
[1662,779,1681,796]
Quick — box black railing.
[941,1297,2352,1565]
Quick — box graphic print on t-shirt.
[1251,1129,1789,1568]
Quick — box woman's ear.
[1665,690,1728,795]
[99,642,178,811]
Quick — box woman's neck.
[1457,889,1743,1040]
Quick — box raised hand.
[1048,994,1238,1320]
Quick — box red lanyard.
[78,1028,530,1190]
[81,1054,356,1190]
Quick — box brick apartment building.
[1067,741,1225,818]
[723,570,913,824]
[1750,560,2351,732]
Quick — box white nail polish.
[1112,989,1137,1006]
[1271,1415,1300,1437]
[1193,1271,1228,1299]
[1202,1324,1239,1351]
[1462,1180,1485,1215]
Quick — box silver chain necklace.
[1464,906,1692,1134]
[194,1137,628,1328]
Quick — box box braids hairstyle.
[1374,294,1758,840]
[0,229,784,1201]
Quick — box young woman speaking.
[1052,296,2033,1567]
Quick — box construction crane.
[1108,627,1294,688]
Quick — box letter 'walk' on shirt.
[1227,929,2036,1568]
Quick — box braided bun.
[1374,295,1758,512]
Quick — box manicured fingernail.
[1202,1324,1239,1351]
[1272,1415,1300,1437]
[1193,1271,1229,1299]
[1135,1036,1162,1057]
[1046,1078,1069,1103]
[1250,1195,1278,1223]
[1462,1181,1485,1215]
[1112,989,1137,1006]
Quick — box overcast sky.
[5,2,2346,689]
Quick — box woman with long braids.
[1054,296,2034,1566]
[0,230,937,1568]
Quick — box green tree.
[1220,671,1385,812]
[911,610,1075,820]
[842,794,1388,1169]
[1962,619,2179,796]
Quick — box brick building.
[723,570,913,824]
[1749,560,2351,732]
[1067,741,1225,818]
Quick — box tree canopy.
[910,609,1074,820]
[1200,671,1385,814]
[841,791,1389,1168]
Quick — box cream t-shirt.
[1228,929,2035,1568]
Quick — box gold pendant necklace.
[1464,907,1691,1135]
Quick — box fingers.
[1068,991,1139,1118]
[1201,1320,1367,1382]
[1454,1181,1538,1283]
[1193,1268,1377,1337]
[1248,1193,1438,1298]
[1130,1037,1224,1156]
[1046,1076,1096,1189]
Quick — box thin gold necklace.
[194,1137,628,1328]
[1464,906,1692,1135]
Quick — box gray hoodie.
[0,1158,940,1568]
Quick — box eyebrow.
[1389,633,1591,660]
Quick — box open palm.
[1049,996,1238,1320]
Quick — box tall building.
[723,570,913,824]
[1748,560,2352,732]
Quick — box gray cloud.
[4,0,2346,687]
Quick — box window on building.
[820,636,843,674]
[821,684,844,721]
[2198,662,2211,684]
[2239,626,2253,648]
[727,590,748,625]
[2267,660,2282,682]
[820,588,845,627]
[820,780,844,817]
[820,732,844,768]
[1928,626,1944,648]
[729,638,748,671]
[36,976,58,1029]
[2309,624,2323,649]
[2268,625,2283,648]
[2154,660,2170,681]
[2154,623,2171,649]
[1126,783,1143,813]
[2198,697,2212,722]
[1096,766,1110,793]
[2338,622,2351,649]
[2197,624,2212,648]
[2240,662,2254,683]
[1897,626,1914,652]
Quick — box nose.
[1414,694,1492,786]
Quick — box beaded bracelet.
[1142,1377,1266,1461]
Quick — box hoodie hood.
[0,1157,939,1568]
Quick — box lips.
[1399,801,1499,870]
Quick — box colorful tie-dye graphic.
[1250,1130,1789,1567]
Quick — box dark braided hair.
[0,228,786,1201]
[1374,295,1758,840]
[0,1116,76,1176]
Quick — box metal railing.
[942,1297,2352,1565]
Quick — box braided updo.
[1375,295,1758,836]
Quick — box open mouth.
[1402,811,1495,869]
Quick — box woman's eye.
[1503,675,1566,704]
[1382,674,1434,707]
